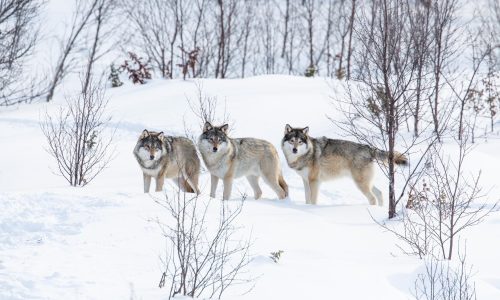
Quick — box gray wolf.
[281,124,407,205]
[198,122,288,200]
[133,129,200,193]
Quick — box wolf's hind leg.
[278,174,289,198]
[246,175,262,200]
[181,170,200,194]
[262,175,287,200]
[186,174,200,195]
[372,186,383,206]
[352,166,378,205]
[143,174,152,193]
[179,177,195,193]
[353,179,378,205]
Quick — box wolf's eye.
[144,145,150,150]
[298,141,303,144]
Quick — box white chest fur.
[141,164,161,177]
[201,151,230,178]
[295,167,310,179]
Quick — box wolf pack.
[133,122,408,205]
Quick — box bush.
[121,52,152,84]
[304,65,317,77]
[41,76,114,186]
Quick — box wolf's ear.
[302,127,309,135]
[285,124,292,134]
[220,124,229,133]
[140,129,150,138]
[203,121,213,132]
[158,131,165,140]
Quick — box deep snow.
[1,76,499,299]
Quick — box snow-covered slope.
[1,76,499,299]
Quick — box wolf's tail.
[278,173,289,197]
[375,150,408,166]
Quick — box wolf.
[281,124,407,205]
[133,129,200,194]
[198,122,288,200]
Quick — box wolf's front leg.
[155,175,165,192]
[143,174,152,193]
[302,178,311,204]
[210,174,219,198]
[309,179,320,205]
[222,176,234,200]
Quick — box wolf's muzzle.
[150,155,155,160]
[212,147,218,152]
[292,148,298,154]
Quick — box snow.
[1,75,500,299]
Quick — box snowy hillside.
[1,76,499,299]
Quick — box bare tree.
[41,74,114,186]
[428,0,460,141]
[484,0,500,69]
[280,0,291,59]
[337,0,422,218]
[177,47,201,80]
[0,0,44,106]
[157,191,252,299]
[302,0,316,75]
[190,0,216,78]
[283,1,300,74]
[356,0,379,79]
[407,0,432,137]
[414,247,477,300]
[454,41,489,142]
[123,0,181,79]
[259,0,279,74]
[214,0,240,78]
[46,0,99,102]
[345,0,356,79]
[186,82,231,133]
[81,0,117,94]
[335,0,350,79]
[239,1,253,78]
[381,133,497,260]
[482,53,500,132]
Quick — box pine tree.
[108,63,123,87]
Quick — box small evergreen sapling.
[304,65,317,77]
[108,63,123,87]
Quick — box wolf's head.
[282,124,310,156]
[199,122,229,153]
[136,129,167,161]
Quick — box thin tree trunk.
[46,0,98,102]
[83,4,104,95]
[281,0,290,59]
[215,0,225,78]
[346,0,356,80]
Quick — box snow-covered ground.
[1,76,499,299]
